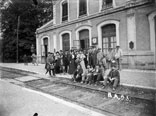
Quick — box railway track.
[0,68,155,116]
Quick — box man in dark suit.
[63,51,70,73]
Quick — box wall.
[54,0,129,25]
[88,0,99,15]
[135,6,155,51]
[69,0,78,21]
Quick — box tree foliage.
[1,0,53,62]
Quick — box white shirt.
[115,48,122,59]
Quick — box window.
[62,1,68,22]
[79,0,87,16]
[102,0,113,10]
[102,24,116,54]
[62,33,70,51]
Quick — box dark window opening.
[62,2,68,22]
[43,38,48,58]
[79,0,87,16]
[102,0,113,10]
[79,29,89,50]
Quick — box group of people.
[45,45,122,90]
[23,53,38,66]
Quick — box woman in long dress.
[68,50,76,74]
[77,50,86,74]
[55,52,61,74]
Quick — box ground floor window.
[62,33,70,51]
[102,24,116,54]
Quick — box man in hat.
[97,48,104,65]
[92,46,98,68]
[88,46,93,67]
[114,45,123,70]
[33,113,38,116]
[106,47,115,69]
[102,60,120,90]
[46,52,55,77]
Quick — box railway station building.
[36,0,156,69]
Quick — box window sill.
[78,14,88,18]
[101,6,113,11]
[61,20,68,23]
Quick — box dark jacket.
[108,69,120,81]
[47,56,55,64]
[74,68,83,76]
[63,55,69,66]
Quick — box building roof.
[52,0,58,5]
[36,19,53,31]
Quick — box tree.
[1,0,53,62]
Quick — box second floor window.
[102,0,113,10]
[79,0,87,16]
[62,2,68,22]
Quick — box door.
[79,29,89,50]
[43,38,48,58]
[80,40,85,49]
[154,16,156,62]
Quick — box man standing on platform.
[88,46,93,67]
[114,45,123,70]
[92,46,98,68]
[97,48,104,65]
[106,47,114,69]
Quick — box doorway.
[43,38,48,58]
[79,29,89,50]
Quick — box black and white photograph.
[0,0,156,116]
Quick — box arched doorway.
[62,33,70,51]
[102,24,116,54]
[43,37,48,58]
[79,29,89,50]
[154,16,156,61]
[154,16,156,51]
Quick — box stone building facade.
[36,0,156,69]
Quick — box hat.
[92,45,96,48]
[111,60,116,67]
[33,113,38,116]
